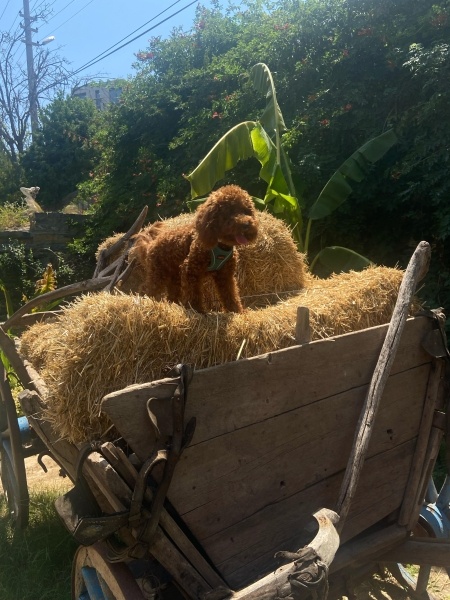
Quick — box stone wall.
[0,212,88,320]
[0,212,87,259]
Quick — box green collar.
[207,245,233,271]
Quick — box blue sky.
[1,0,213,80]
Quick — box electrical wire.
[46,0,96,34]
[40,0,75,23]
[69,0,199,77]
[6,10,20,37]
[5,0,199,92]
[71,0,186,63]
[0,0,13,23]
[30,0,57,13]
[40,0,186,64]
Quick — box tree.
[0,6,71,166]
[21,95,103,209]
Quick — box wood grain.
[102,317,431,457]
[211,440,416,588]
[169,366,428,534]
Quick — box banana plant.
[0,281,15,376]
[186,62,397,276]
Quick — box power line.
[45,0,95,34]
[41,0,186,63]
[45,0,78,24]
[30,0,56,13]
[6,10,20,36]
[9,0,199,101]
[76,0,186,63]
[69,0,199,77]
[0,0,13,22]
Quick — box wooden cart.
[1,227,450,599]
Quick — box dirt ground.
[25,456,450,600]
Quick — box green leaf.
[310,246,373,278]
[186,121,258,198]
[250,125,278,184]
[265,163,290,197]
[186,121,279,198]
[186,197,207,211]
[251,196,266,210]
[249,63,287,139]
[308,129,398,220]
[0,281,14,320]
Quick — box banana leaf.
[249,63,287,139]
[264,164,300,214]
[0,281,14,320]
[249,64,298,198]
[310,246,373,278]
[186,121,280,198]
[308,129,398,220]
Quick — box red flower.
[431,12,448,27]
[320,119,330,127]
[136,52,154,61]
[343,103,352,111]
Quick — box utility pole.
[21,0,38,138]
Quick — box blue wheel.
[72,543,146,600]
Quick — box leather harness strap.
[207,245,233,272]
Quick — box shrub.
[0,202,29,230]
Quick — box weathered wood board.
[101,316,441,590]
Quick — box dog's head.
[195,185,259,249]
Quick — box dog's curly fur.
[131,185,259,313]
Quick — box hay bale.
[19,265,417,444]
[98,211,309,308]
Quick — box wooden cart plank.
[169,366,428,536]
[211,440,416,588]
[398,358,445,527]
[101,317,432,462]
[184,317,432,444]
[382,537,450,566]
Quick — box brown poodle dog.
[131,185,259,313]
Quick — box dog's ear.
[195,201,221,248]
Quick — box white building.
[72,85,122,110]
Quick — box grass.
[0,487,77,600]
[0,202,29,230]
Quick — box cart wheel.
[0,364,29,528]
[385,514,443,599]
[72,543,146,600]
